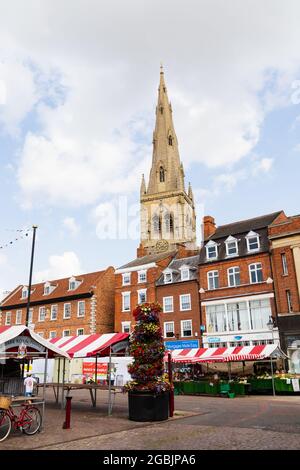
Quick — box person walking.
[24,372,36,397]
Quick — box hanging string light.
[0,228,32,250]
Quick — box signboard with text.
[164,340,199,350]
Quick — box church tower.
[139,66,197,255]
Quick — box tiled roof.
[200,212,282,265]
[0,270,109,308]
[156,255,199,286]
[117,251,177,270]
[206,211,282,241]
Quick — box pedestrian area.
[1,389,300,450]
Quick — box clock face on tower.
[156,239,169,252]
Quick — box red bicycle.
[0,396,42,442]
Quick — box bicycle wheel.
[0,410,12,442]
[22,407,42,435]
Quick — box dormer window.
[164,271,173,284]
[69,276,80,291]
[225,236,238,256]
[246,231,260,252]
[180,267,190,281]
[21,286,28,299]
[44,284,50,295]
[206,240,218,260]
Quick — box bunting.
[0,228,31,250]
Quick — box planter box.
[128,390,169,422]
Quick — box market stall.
[0,325,69,424]
[46,332,130,414]
[167,344,293,397]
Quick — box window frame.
[122,291,131,312]
[286,290,293,313]
[77,300,85,318]
[63,329,70,337]
[227,266,241,287]
[225,237,238,256]
[38,306,46,322]
[49,331,57,339]
[163,296,174,313]
[207,270,219,290]
[249,263,263,284]
[246,232,260,252]
[63,303,71,319]
[137,270,147,284]
[181,319,192,337]
[281,253,288,275]
[180,268,190,281]
[50,305,58,321]
[137,289,147,304]
[206,242,218,260]
[180,294,192,311]
[77,328,84,336]
[16,309,22,325]
[163,271,173,284]
[5,311,11,326]
[164,321,175,338]
[121,321,131,333]
[122,273,131,286]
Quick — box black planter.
[128,390,169,421]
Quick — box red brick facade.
[0,268,115,338]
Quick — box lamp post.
[267,316,276,397]
[25,225,38,327]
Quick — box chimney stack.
[203,216,216,239]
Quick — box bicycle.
[0,396,42,442]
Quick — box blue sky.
[0,0,300,299]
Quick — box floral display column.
[125,302,171,421]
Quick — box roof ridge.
[214,211,282,231]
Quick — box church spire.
[146,66,183,195]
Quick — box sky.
[0,0,300,300]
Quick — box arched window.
[160,106,163,114]
[165,212,174,238]
[159,166,165,182]
[168,135,173,146]
[153,214,159,233]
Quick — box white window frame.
[138,270,147,283]
[246,231,260,252]
[249,263,263,284]
[5,312,11,326]
[63,330,70,337]
[137,289,147,304]
[77,328,84,336]
[122,273,131,286]
[49,331,56,339]
[180,294,191,311]
[286,290,293,313]
[77,300,85,318]
[163,271,173,284]
[181,319,192,337]
[225,236,238,256]
[28,308,33,324]
[163,296,174,313]
[122,292,131,312]
[164,321,175,338]
[37,331,44,337]
[43,282,51,295]
[16,310,22,325]
[180,268,190,281]
[206,241,218,260]
[207,270,219,290]
[21,287,28,299]
[121,321,131,333]
[63,303,71,319]
[38,306,46,322]
[281,253,288,275]
[227,266,241,287]
[51,305,58,321]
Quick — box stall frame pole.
[108,346,112,416]
[168,353,174,418]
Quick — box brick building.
[156,255,200,349]
[198,212,284,348]
[0,268,115,338]
[269,213,300,371]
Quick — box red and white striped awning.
[0,325,70,359]
[49,332,129,358]
[166,344,286,363]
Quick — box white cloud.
[34,251,83,283]
[253,158,273,174]
[0,1,299,206]
[63,217,80,235]
[0,60,39,137]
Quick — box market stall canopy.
[49,332,129,358]
[166,344,288,363]
[0,325,70,359]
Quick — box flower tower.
[126,302,170,421]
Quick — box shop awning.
[166,344,287,363]
[49,332,129,358]
[0,325,70,359]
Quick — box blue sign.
[164,340,199,350]
[234,336,243,341]
[208,337,221,343]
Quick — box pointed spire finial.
[160,63,164,74]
